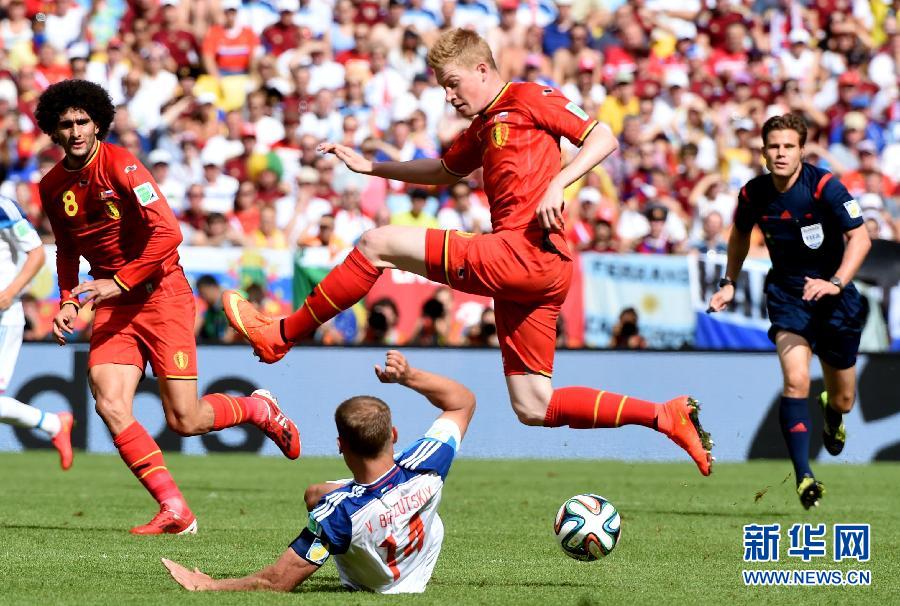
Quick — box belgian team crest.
[104,201,120,219]
[491,122,509,148]
[173,351,189,370]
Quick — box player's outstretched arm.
[375,350,476,438]
[318,142,459,185]
[162,549,317,592]
[708,226,752,312]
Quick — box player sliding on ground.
[224,29,713,475]
[163,350,474,593]
[35,80,301,535]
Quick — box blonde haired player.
[0,197,73,469]
[224,29,713,475]
[162,350,475,594]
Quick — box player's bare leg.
[818,360,856,456]
[508,373,714,476]
[223,226,428,362]
[158,377,301,459]
[90,364,197,535]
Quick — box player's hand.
[51,304,79,345]
[317,142,373,174]
[802,276,840,301]
[535,181,565,231]
[0,288,12,311]
[374,350,411,384]
[71,279,123,304]
[707,284,735,313]
[161,558,214,591]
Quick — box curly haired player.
[36,80,301,534]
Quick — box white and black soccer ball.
[554,493,621,561]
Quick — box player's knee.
[510,400,547,426]
[832,390,855,413]
[94,396,129,427]
[166,411,204,436]
[782,370,810,396]
[356,228,387,263]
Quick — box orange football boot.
[130,506,197,535]
[222,290,292,363]
[660,396,714,476]
[252,389,301,460]
[51,412,74,471]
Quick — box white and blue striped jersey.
[0,197,42,327]
[290,418,461,594]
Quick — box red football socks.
[283,247,382,341]
[113,421,187,513]
[205,393,268,430]
[544,387,659,429]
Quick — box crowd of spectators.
[3,0,897,344]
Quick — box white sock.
[0,396,61,437]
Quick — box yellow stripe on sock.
[138,465,167,480]
[443,231,451,285]
[222,394,238,425]
[614,396,628,427]
[304,299,323,325]
[317,285,341,312]
[592,391,605,428]
[228,395,243,425]
[129,449,161,469]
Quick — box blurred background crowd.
[3,0,898,347]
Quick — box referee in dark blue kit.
[709,113,871,509]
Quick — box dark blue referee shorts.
[766,280,866,369]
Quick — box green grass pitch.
[0,453,897,605]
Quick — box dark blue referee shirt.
[734,163,864,288]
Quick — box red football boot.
[252,389,301,460]
[51,412,74,471]
[222,290,292,363]
[659,396,714,476]
[130,506,197,535]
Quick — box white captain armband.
[423,418,462,452]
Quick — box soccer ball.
[554,493,621,561]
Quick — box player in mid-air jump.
[36,80,301,534]
[162,350,474,593]
[0,197,73,469]
[224,29,713,475]
[709,113,871,508]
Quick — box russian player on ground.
[163,350,474,594]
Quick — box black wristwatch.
[718,277,736,289]
[829,276,844,291]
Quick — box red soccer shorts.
[89,291,198,380]
[425,229,573,376]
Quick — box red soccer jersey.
[39,142,187,307]
[441,82,598,256]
